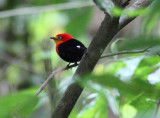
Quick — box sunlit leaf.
[133,56,160,80]
[121,104,137,118]
[148,67,160,84]
[106,61,126,74]
[142,0,160,35]
[79,73,160,97]
[112,7,146,17]
[116,56,143,81]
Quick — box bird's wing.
[57,39,86,55]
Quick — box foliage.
[0,0,160,118]
[0,88,38,118]
[71,56,160,118]
[0,0,93,117]
[70,0,160,117]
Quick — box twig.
[152,98,160,118]
[100,48,149,59]
[0,1,94,19]
[34,63,78,96]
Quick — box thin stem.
[100,48,149,59]
[34,63,78,96]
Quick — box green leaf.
[111,38,126,53]
[106,61,126,75]
[142,13,159,35]
[118,37,160,51]
[78,73,159,118]
[79,73,160,97]
[142,0,160,35]
[148,68,160,84]
[115,56,143,81]
[133,56,160,80]
[112,7,145,17]
[120,93,155,118]
[121,104,137,118]
[0,88,38,118]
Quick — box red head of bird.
[50,33,73,46]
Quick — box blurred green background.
[1,0,160,118]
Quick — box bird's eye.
[58,36,62,40]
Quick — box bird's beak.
[50,37,57,40]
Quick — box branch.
[100,48,149,59]
[52,9,121,118]
[152,98,160,118]
[50,0,152,118]
[34,63,78,96]
[118,0,152,30]
[0,1,94,19]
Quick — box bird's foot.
[74,62,78,66]
[66,63,71,69]
[65,62,79,70]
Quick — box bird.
[50,33,87,67]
